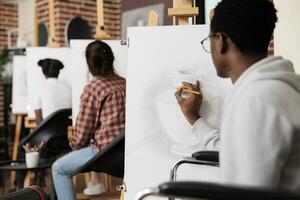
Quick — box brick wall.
[0,2,18,50]
[36,0,121,46]
[268,0,274,56]
[0,2,18,128]
[268,36,274,56]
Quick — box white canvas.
[125,25,232,200]
[69,40,127,125]
[12,55,28,114]
[26,47,71,118]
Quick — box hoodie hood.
[226,56,300,103]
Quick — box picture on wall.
[121,3,164,39]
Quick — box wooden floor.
[77,192,120,200]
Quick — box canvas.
[124,25,232,199]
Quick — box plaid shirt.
[69,74,126,152]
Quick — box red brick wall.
[0,2,18,50]
[268,0,274,56]
[268,36,274,56]
[36,0,121,46]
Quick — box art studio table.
[0,159,53,190]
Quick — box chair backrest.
[19,108,72,157]
[79,133,125,178]
[0,185,47,200]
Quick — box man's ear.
[220,34,228,54]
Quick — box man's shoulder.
[238,80,300,117]
[243,80,295,100]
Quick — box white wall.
[18,0,35,46]
[205,0,221,24]
[274,0,300,74]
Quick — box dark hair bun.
[37,58,64,78]
[85,40,115,77]
[37,59,44,67]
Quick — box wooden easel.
[10,113,25,185]
[94,0,111,40]
[47,0,59,47]
[22,117,38,188]
[148,10,159,26]
[168,0,199,25]
[24,117,37,129]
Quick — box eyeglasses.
[200,34,217,53]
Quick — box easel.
[73,1,124,199]
[21,117,38,188]
[24,117,37,129]
[18,0,58,188]
[94,0,111,40]
[148,10,159,26]
[47,0,59,47]
[168,0,199,25]
[10,113,25,185]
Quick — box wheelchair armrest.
[158,181,300,200]
[192,151,219,163]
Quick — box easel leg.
[23,171,34,188]
[120,189,125,200]
[10,114,23,185]
[99,173,109,192]
[72,175,77,187]
[178,17,189,25]
[84,172,91,186]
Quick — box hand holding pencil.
[180,86,201,95]
[177,81,202,96]
[175,81,203,125]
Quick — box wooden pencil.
[182,88,201,95]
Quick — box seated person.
[175,0,300,193]
[52,40,126,200]
[34,59,71,124]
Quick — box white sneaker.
[83,183,106,196]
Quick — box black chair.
[137,151,300,200]
[48,133,124,200]
[170,151,219,181]
[19,108,72,158]
[135,181,300,200]
[0,185,47,200]
[78,133,125,178]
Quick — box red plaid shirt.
[69,74,126,151]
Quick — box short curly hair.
[85,40,115,77]
[211,0,278,54]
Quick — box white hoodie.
[192,56,300,193]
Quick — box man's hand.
[175,81,203,125]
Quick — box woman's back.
[36,78,71,118]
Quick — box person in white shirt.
[175,0,300,194]
[34,58,71,124]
